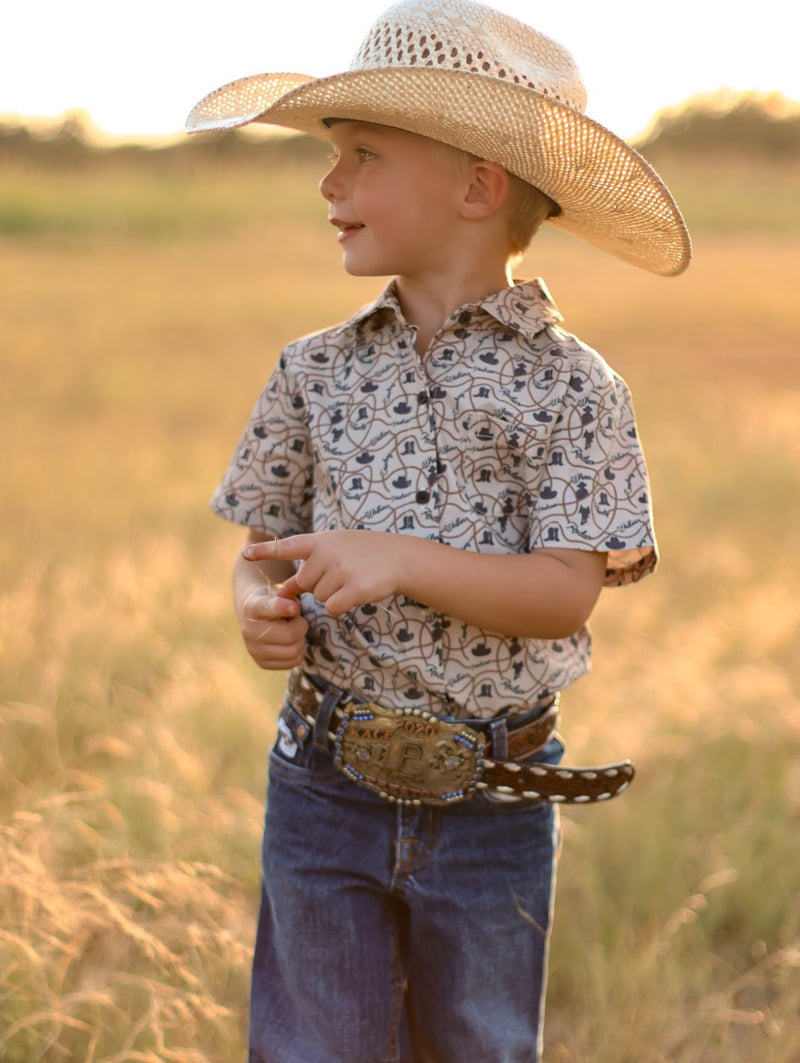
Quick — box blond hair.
[505,173,560,259]
[436,140,559,262]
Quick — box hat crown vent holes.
[360,24,559,97]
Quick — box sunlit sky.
[3,0,798,143]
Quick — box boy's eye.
[356,146,376,162]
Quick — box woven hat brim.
[187,68,691,277]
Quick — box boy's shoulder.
[536,321,624,391]
[485,281,626,392]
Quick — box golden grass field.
[1,149,799,1061]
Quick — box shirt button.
[415,489,430,504]
[417,390,429,405]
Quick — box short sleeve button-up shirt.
[211,279,656,720]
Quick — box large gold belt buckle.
[334,703,486,806]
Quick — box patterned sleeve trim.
[604,544,658,587]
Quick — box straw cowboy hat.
[186,0,691,276]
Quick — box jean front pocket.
[271,699,314,770]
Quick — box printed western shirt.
[211,279,656,720]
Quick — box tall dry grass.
[1,154,799,1060]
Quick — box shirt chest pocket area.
[453,411,551,537]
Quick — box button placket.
[397,352,438,525]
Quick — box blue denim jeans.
[248,693,563,1063]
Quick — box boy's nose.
[319,167,338,202]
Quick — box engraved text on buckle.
[334,703,486,806]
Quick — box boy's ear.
[460,160,511,220]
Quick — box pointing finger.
[242,535,313,564]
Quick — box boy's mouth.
[330,216,364,240]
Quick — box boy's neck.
[394,263,515,354]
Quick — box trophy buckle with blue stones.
[334,702,486,807]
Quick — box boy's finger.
[247,593,300,620]
[242,535,312,563]
[275,576,303,599]
[253,614,306,642]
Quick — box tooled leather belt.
[287,671,635,807]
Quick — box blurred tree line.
[0,111,328,173]
[1,90,798,172]
[636,90,800,164]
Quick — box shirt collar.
[343,281,406,334]
[342,278,563,344]
[479,279,563,339]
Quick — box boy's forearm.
[243,529,607,639]
[394,537,607,639]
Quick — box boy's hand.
[237,579,309,670]
[243,531,404,617]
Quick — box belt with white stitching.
[287,670,635,806]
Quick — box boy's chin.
[342,259,393,279]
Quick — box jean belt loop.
[313,687,344,751]
[488,717,509,761]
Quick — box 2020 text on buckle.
[334,702,486,806]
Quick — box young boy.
[187,2,690,1060]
